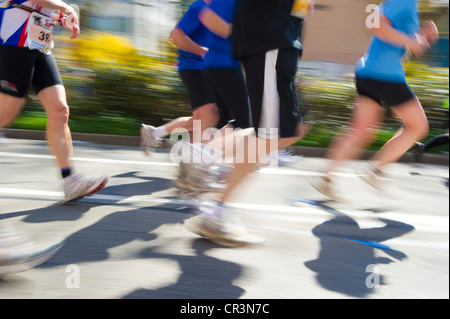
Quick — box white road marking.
[1,151,448,250]
[0,187,447,237]
[0,152,177,166]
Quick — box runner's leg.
[323,96,384,174]
[37,84,73,169]
[0,93,25,128]
[370,97,429,170]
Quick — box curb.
[2,128,449,166]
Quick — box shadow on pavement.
[122,238,246,299]
[305,202,415,298]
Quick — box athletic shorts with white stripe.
[242,48,303,139]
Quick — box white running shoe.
[173,142,225,198]
[63,173,108,203]
[0,222,63,277]
[175,161,225,199]
[140,124,163,155]
[193,202,265,247]
[306,174,339,201]
[353,162,386,190]
[273,149,303,167]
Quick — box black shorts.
[205,67,251,129]
[0,46,63,98]
[355,77,415,108]
[179,69,217,110]
[242,48,303,139]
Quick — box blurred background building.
[62,0,448,67]
[8,1,447,148]
[302,0,449,67]
[64,0,185,54]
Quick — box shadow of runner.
[103,171,175,196]
[37,204,191,267]
[305,203,414,298]
[122,238,246,299]
[0,203,92,222]
[2,173,175,224]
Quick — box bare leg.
[154,103,219,144]
[215,121,310,203]
[323,97,385,175]
[37,85,72,169]
[0,93,26,128]
[370,97,428,170]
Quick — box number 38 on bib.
[26,11,54,53]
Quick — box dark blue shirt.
[176,0,211,71]
[203,0,240,69]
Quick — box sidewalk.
[2,128,448,166]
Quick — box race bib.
[26,11,54,53]
[291,0,309,19]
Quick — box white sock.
[152,126,168,139]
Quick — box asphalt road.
[0,137,448,300]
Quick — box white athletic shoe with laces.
[271,149,303,167]
[140,124,163,155]
[0,222,63,277]
[306,174,340,201]
[353,162,386,190]
[173,141,225,199]
[192,201,265,247]
[63,173,108,203]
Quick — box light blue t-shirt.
[203,0,240,69]
[355,0,420,83]
[176,0,211,71]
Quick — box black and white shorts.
[355,77,416,108]
[179,69,217,110]
[205,67,252,129]
[0,45,62,98]
[242,48,303,139]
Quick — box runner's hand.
[420,20,439,46]
[407,34,429,57]
[60,6,80,39]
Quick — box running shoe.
[353,162,386,190]
[63,173,108,203]
[306,174,339,201]
[272,148,303,167]
[174,161,224,199]
[412,142,425,163]
[0,223,63,277]
[194,202,264,247]
[173,142,225,198]
[140,124,163,155]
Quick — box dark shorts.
[205,68,251,129]
[355,77,415,108]
[179,69,217,110]
[242,48,303,139]
[0,45,63,98]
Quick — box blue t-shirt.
[203,0,240,69]
[176,0,211,71]
[355,0,419,83]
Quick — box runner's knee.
[46,102,70,125]
[194,103,220,127]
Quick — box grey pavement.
[0,134,448,300]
